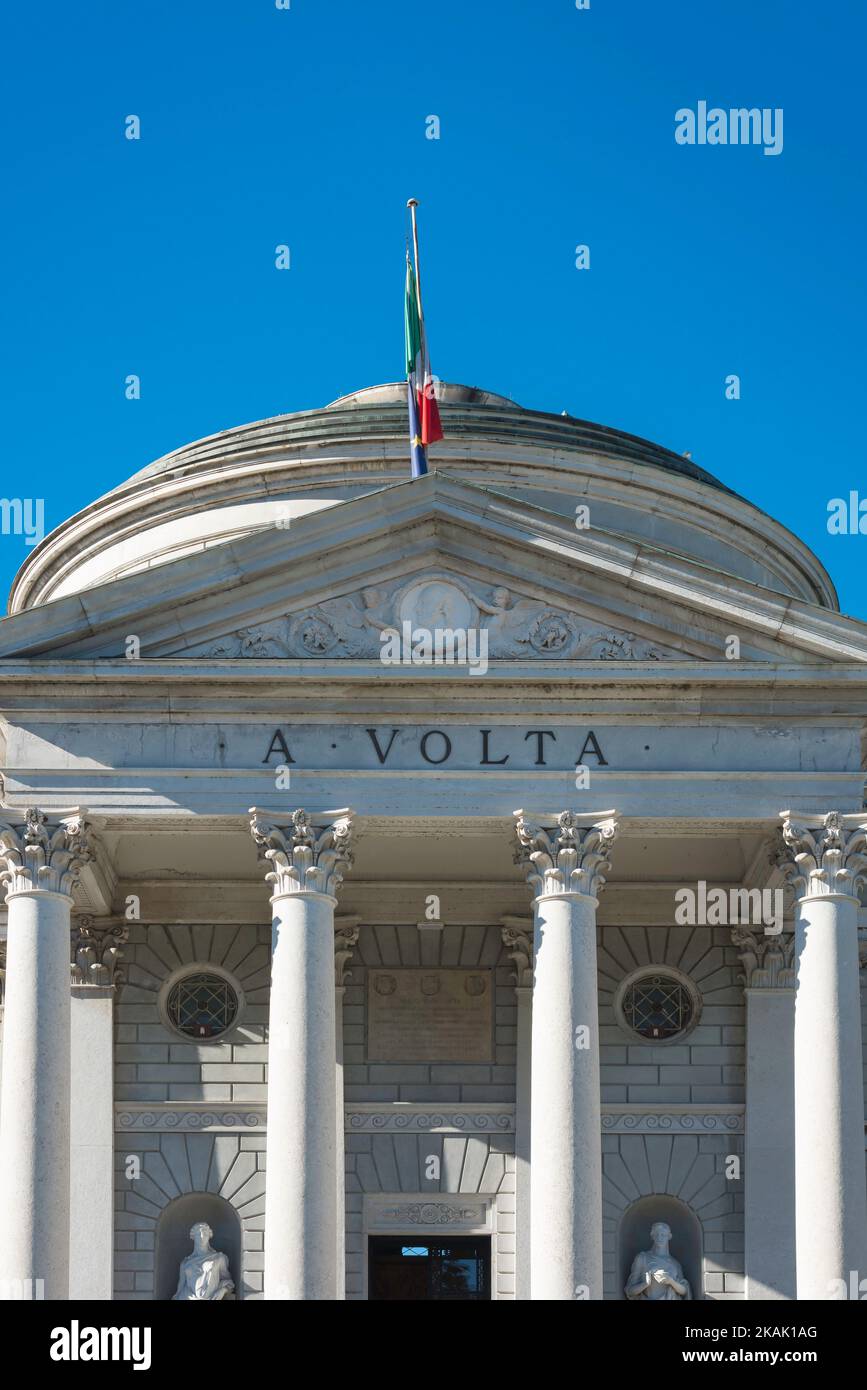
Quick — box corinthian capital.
[777,811,867,901]
[0,807,92,899]
[71,915,128,989]
[334,915,361,987]
[514,809,618,900]
[500,916,533,989]
[249,807,354,899]
[731,927,796,989]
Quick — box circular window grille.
[620,972,695,1041]
[166,972,239,1040]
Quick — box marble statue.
[624,1221,691,1300]
[172,1222,235,1301]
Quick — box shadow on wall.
[155,1193,242,1301]
[618,1195,703,1301]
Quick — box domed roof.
[7,383,835,614]
[121,381,728,494]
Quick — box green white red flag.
[404,214,443,478]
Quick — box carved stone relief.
[184,573,683,661]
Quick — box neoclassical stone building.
[0,381,865,1301]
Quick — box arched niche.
[155,1192,242,1301]
[618,1194,703,1301]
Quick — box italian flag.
[405,251,443,478]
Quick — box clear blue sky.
[1,1,865,618]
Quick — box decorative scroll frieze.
[115,1102,742,1135]
[601,1106,744,1134]
[116,1104,265,1132]
[346,1105,515,1133]
[115,1104,514,1134]
[249,806,354,898]
[731,927,796,990]
[0,807,92,898]
[514,809,618,899]
[777,811,867,901]
[70,915,128,989]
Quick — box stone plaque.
[367,969,493,1063]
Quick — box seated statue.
[625,1221,691,1300]
[172,1222,235,1301]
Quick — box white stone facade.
[0,382,865,1300]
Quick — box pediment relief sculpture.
[185,574,683,661]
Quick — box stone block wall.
[602,1132,745,1300]
[342,923,516,1104]
[109,916,753,1299]
[598,925,745,1105]
[346,1129,517,1300]
[113,1128,266,1300]
[114,923,270,1102]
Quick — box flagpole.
[407,198,423,319]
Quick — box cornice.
[3,663,867,717]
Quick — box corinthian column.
[778,811,867,1299]
[250,807,353,1301]
[514,809,618,1301]
[0,808,92,1300]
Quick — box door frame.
[362,1194,497,1301]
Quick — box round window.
[618,971,698,1042]
[166,971,240,1040]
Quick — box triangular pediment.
[1,471,866,665]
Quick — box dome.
[7,383,836,613]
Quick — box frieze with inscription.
[261,724,608,769]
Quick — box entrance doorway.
[368,1236,491,1300]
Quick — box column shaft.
[515,809,617,1303]
[531,891,602,1298]
[514,985,532,1301]
[794,892,867,1296]
[250,807,353,1302]
[779,812,867,1300]
[335,982,346,1300]
[0,889,73,1298]
[265,890,337,1299]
